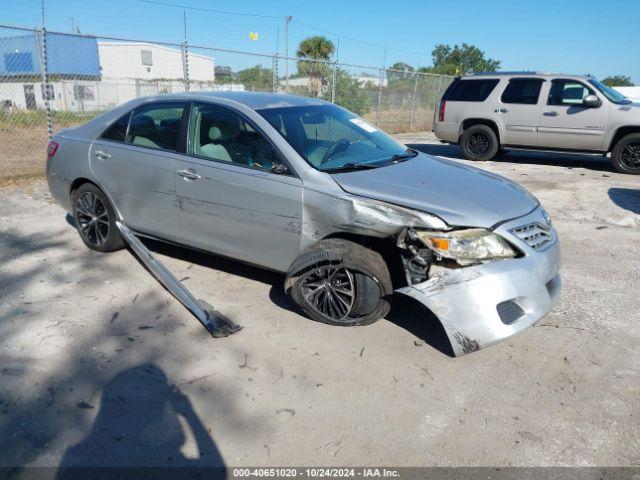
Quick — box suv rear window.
[447,79,500,102]
[501,78,544,105]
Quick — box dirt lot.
[0,133,639,473]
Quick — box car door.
[174,102,303,272]
[495,78,545,146]
[89,101,187,241]
[537,79,610,150]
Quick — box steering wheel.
[320,138,351,164]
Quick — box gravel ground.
[0,133,639,473]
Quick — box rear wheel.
[611,133,640,174]
[286,239,393,326]
[72,183,125,252]
[460,124,499,161]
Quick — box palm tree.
[296,36,335,97]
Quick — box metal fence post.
[37,28,53,140]
[433,75,443,126]
[410,71,418,131]
[331,61,337,103]
[272,54,279,93]
[376,68,384,127]
[181,41,190,92]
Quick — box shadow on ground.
[56,364,226,479]
[407,143,614,172]
[386,295,454,357]
[139,238,453,355]
[608,187,640,214]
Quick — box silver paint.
[46,91,561,355]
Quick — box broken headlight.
[415,228,517,264]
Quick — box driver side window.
[188,103,280,172]
[548,80,594,106]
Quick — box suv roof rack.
[467,71,593,78]
[468,71,552,76]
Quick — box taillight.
[47,140,59,158]
[438,100,446,122]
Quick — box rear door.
[89,101,187,241]
[495,78,544,146]
[174,102,303,272]
[537,79,610,150]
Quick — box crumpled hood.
[330,153,539,228]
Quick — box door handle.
[543,111,558,117]
[494,108,508,113]
[177,169,202,181]
[94,150,111,159]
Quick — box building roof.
[0,33,100,78]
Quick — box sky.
[2,0,639,82]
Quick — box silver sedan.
[46,92,561,356]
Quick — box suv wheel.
[72,183,125,252]
[285,239,393,326]
[460,124,499,161]
[611,133,640,175]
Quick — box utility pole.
[183,9,187,41]
[284,15,292,93]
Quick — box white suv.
[433,72,640,174]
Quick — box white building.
[98,42,214,82]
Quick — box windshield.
[256,104,414,171]
[588,79,631,104]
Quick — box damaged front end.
[395,206,561,356]
[302,191,561,356]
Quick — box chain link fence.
[0,23,452,182]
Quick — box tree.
[388,62,415,81]
[296,36,335,97]
[236,65,273,91]
[425,43,500,75]
[329,68,372,116]
[602,75,634,87]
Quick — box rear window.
[501,78,544,105]
[447,79,500,102]
[100,112,131,142]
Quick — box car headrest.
[130,114,156,135]
[160,118,180,131]
[207,120,239,141]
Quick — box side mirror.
[270,162,288,175]
[583,94,600,107]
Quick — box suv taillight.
[47,140,59,158]
[438,100,446,122]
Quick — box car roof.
[462,71,594,81]
[131,91,331,110]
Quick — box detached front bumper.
[398,207,561,356]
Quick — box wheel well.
[608,126,640,152]
[69,177,97,197]
[460,118,501,144]
[322,232,407,289]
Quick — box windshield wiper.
[323,162,381,172]
[388,149,419,162]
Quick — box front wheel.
[72,183,125,252]
[285,239,393,326]
[460,124,499,161]
[611,133,640,174]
